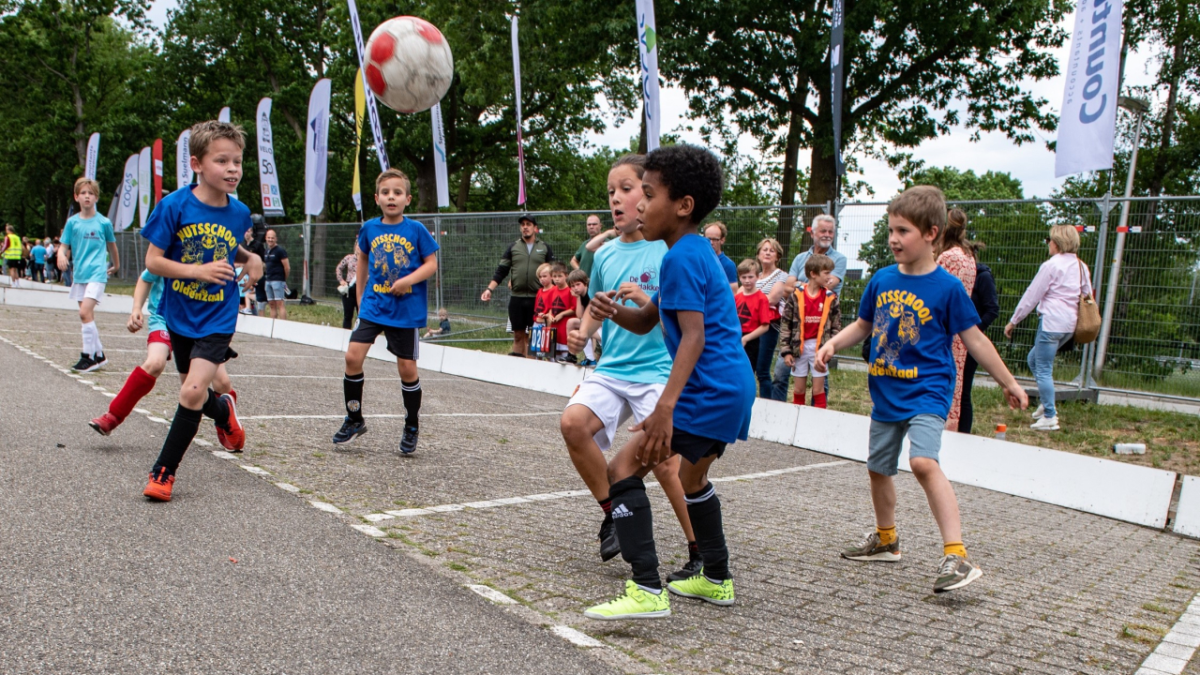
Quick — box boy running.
[815,185,1027,592]
[59,178,120,372]
[583,145,755,620]
[140,121,263,502]
[332,168,439,455]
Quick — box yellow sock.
[876,525,897,546]
[943,542,967,558]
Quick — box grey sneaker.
[841,531,901,562]
[399,425,419,455]
[933,554,982,593]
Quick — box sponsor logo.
[612,504,633,519]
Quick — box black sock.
[686,484,730,581]
[401,378,421,429]
[201,389,230,428]
[344,373,365,423]
[610,476,660,590]
[688,540,700,559]
[153,405,203,473]
[599,497,612,519]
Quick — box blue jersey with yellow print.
[857,265,980,422]
[357,217,439,328]
[141,185,252,338]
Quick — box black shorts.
[255,279,267,303]
[349,318,418,361]
[672,429,727,465]
[169,331,238,375]
[508,296,537,333]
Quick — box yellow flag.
[352,68,365,213]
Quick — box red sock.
[793,389,805,405]
[813,392,827,409]
[109,366,157,421]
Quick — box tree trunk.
[414,155,436,213]
[637,109,647,155]
[776,108,804,258]
[456,164,473,212]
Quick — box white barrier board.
[1174,476,1200,538]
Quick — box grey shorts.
[867,413,946,476]
[265,280,288,301]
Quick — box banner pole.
[303,215,312,299]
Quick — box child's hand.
[814,342,836,371]
[630,404,674,467]
[741,334,750,346]
[1003,380,1029,410]
[567,328,588,352]
[390,279,412,296]
[615,282,650,308]
[127,310,144,333]
[784,354,795,368]
[589,290,619,321]
[194,260,235,284]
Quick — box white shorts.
[790,338,825,377]
[565,372,664,451]
[68,282,105,303]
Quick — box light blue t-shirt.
[31,245,46,264]
[789,246,849,296]
[61,214,115,284]
[589,238,673,384]
[139,269,167,333]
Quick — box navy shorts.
[671,429,727,465]
[169,331,238,375]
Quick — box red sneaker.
[215,393,245,452]
[89,412,120,436]
[143,468,175,501]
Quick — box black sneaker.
[332,417,368,445]
[72,352,95,372]
[841,532,902,562]
[598,515,620,562]
[933,554,983,593]
[667,549,704,582]
[88,352,108,370]
[561,353,578,364]
[399,425,419,455]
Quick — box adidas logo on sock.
[612,504,633,519]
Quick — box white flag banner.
[305,78,332,216]
[1055,0,1124,177]
[218,107,230,123]
[511,16,527,205]
[256,97,285,217]
[635,0,661,152]
[432,103,450,208]
[116,154,139,232]
[176,130,193,190]
[85,133,100,180]
[137,147,151,228]
[347,0,389,170]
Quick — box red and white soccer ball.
[364,16,454,114]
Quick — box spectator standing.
[262,229,290,320]
[243,225,266,314]
[702,222,739,290]
[1004,225,1092,432]
[936,208,979,431]
[336,247,358,329]
[960,261,1000,434]
[30,238,46,283]
[480,215,555,357]
[44,238,56,282]
[735,259,772,366]
[753,238,789,398]
[3,225,21,285]
[571,214,604,275]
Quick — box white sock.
[82,321,102,356]
[636,584,662,595]
[81,322,94,354]
[584,339,596,361]
[91,323,104,356]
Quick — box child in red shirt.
[532,263,556,358]
[734,259,772,367]
[547,261,576,363]
[779,254,842,407]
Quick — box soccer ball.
[364,16,454,114]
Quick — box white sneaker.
[1030,416,1059,431]
[1032,404,1045,420]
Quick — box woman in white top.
[1004,225,1093,431]
[335,248,358,329]
[754,237,790,398]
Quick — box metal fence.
[112,196,1200,400]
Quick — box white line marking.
[385,508,432,517]
[240,465,271,476]
[193,438,212,447]
[274,482,300,493]
[102,392,116,398]
[146,416,170,424]
[133,408,150,415]
[229,374,455,381]
[77,379,95,385]
[211,450,237,460]
[310,501,342,514]
[351,524,387,537]
[709,460,851,483]
[466,585,517,605]
[549,625,604,648]
[364,513,394,522]
[239,412,561,420]
[1139,593,1200,674]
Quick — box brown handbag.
[1074,258,1101,344]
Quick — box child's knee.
[179,383,206,408]
[142,358,167,378]
[909,457,942,480]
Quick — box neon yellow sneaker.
[583,580,671,620]
[667,574,735,606]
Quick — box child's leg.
[793,377,806,405]
[78,298,98,354]
[606,436,662,590]
[101,343,169,428]
[397,357,421,429]
[343,342,370,422]
[676,453,728,582]
[905,414,964,553]
[153,358,220,473]
[868,470,897,531]
[811,375,826,408]
[559,403,612,502]
[651,455,697,544]
[212,364,233,395]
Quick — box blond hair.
[190,120,246,160]
[756,237,784,265]
[887,185,947,235]
[73,177,100,197]
[737,258,761,276]
[375,167,411,194]
[1049,225,1081,254]
[536,262,553,278]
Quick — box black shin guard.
[610,475,661,590]
[685,484,730,581]
[153,405,203,473]
[344,373,365,423]
[401,379,421,429]
[200,389,230,427]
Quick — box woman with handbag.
[1004,225,1098,431]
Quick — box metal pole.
[303,215,312,298]
[433,215,443,312]
[1094,110,1145,377]
[1083,192,1113,386]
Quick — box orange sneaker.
[89,412,120,436]
[143,467,175,501]
[215,393,245,452]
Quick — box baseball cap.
[518,215,538,226]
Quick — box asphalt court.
[5,303,1200,675]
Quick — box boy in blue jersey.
[332,168,439,455]
[139,121,263,502]
[562,155,699,581]
[88,269,234,436]
[59,177,119,373]
[583,145,755,620]
[815,185,1027,593]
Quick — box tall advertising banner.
[511,16,527,206]
[830,0,846,177]
[116,154,139,232]
[352,69,365,213]
[635,0,661,152]
[176,130,193,189]
[218,107,231,123]
[431,103,450,208]
[85,133,100,180]
[1055,0,1124,177]
[347,0,389,170]
[305,78,332,216]
[152,138,163,203]
[137,147,152,228]
[257,97,285,217]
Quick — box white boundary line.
[1137,593,1200,674]
[241,412,561,421]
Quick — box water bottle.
[994,424,1007,441]
[1113,443,1146,455]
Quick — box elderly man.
[570,214,603,275]
[481,215,555,357]
[703,221,739,291]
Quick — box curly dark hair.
[643,145,723,224]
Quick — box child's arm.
[590,289,660,335]
[631,310,704,466]
[814,317,872,371]
[585,228,617,253]
[826,294,842,339]
[145,244,234,284]
[106,242,120,277]
[57,243,71,271]
[391,253,438,296]
[355,243,368,309]
[778,297,797,364]
[552,307,576,324]
[742,322,769,345]
[233,245,263,291]
[615,282,651,308]
[568,308,603,352]
[127,277,152,333]
[960,325,1029,410]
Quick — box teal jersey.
[140,269,167,333]
[62,213,115,284]
[589,239,673,384]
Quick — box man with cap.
[481,215,556,357]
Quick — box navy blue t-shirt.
[357,217,439,328]
[141,185,252,338]
[859,265,981,422]
[716,251,738,284]
[653,233,755,444]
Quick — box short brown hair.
[805,253,835,277]
[887,185,946,235]
[190,120,246,160]
[73,177,100,197]
[567,269,589,286]
[375,167,411,194]
[549,261,568,275]
[704,221,728,239]
[737,258,761,276]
